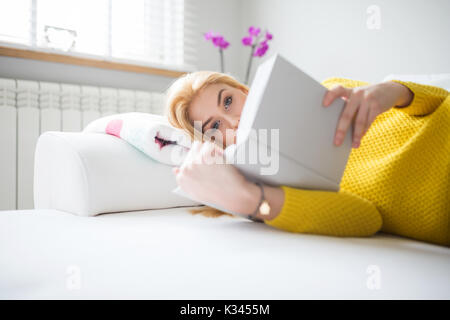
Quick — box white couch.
[1,74,450,299]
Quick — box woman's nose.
[224,114,240,130]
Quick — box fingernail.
[334,133,343,145]
[334,137,341,145]
[352,141,360,148]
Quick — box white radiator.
[0,77,166,210]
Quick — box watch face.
[259,200,271,215]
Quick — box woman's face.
[189,83,247,148]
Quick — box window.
[0,0,196,70]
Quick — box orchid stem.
[245,45,255,85]
[220,49,224,73]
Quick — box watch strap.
[247,182,265,223]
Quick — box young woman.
[165,71,450,247]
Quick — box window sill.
[0,43,192,78]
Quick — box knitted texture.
[264,77,450,246]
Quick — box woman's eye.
[224,96,232,110]
[212,120,220,130]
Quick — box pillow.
[34,130,201,216]
[83,112,192,166]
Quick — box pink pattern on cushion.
[105,119,123,138]
[154,131,177,150]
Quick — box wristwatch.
[248,182,271,222]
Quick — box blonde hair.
[164,71,249,219]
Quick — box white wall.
[1,0,448,87]
[241,0,450,83]
[192,0,244,81]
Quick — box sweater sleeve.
[264,186,383,237]
[389,80,449,116]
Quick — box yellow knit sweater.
[264,77,450,247]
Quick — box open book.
[173,53,353,218]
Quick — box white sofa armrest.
[33,131,199,216]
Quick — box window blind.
[0,0,197,71]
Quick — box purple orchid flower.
[242,26,274,84]
[212,36,229,49]
[204,30,215,41]
[221,40,230,49]
[248,26,261,37]
[212,36,223,47]
[203,31,229,72]
[242,36,253,46]
[255,40,269,55]
[253,41,269,57]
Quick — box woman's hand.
[172,140,260,215]
[322,81,413,148]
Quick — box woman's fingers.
[201,140,224,165]
[179,140,201,171]
[334,90,362,146]
[367,102,379,126]
[352,99,370,148]
[323,85,352,107]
